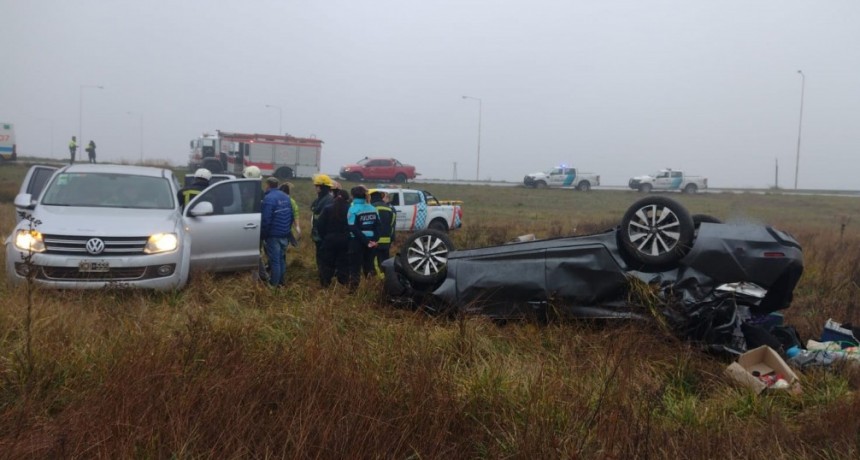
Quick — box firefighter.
[177,168,212,208]
[316,189,351,286]
[369,189,396,277]
[242,165,262,178]
[310,174,335,269]
[347,186,381,287]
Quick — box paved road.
[410,178,860,197]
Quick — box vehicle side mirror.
[188,201,214,217]
[14,193,34,209]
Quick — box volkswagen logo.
[85,238,105,255]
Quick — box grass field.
[1,161,860,458]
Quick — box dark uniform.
[310,186,334,268]
[370,193,396,276]
[347,194,381,286]
[316,196,351,286]
[177,177,210,209]
[86,141,96,163]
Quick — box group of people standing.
[310,174,396,288]
[68,136,97,164]
[175,167,395,289]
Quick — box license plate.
[79,261,110,272]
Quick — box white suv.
[6,164,263,290]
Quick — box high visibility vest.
[374,204,396,244]
[69,140,77,149]
[181,189,202,206]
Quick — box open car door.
[184,179,262,272]
[15,165,58,223]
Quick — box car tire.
[351,173,363,182]
[428,219,448,232]
[639,183,652,193]
[684,184,698,194]
[274,167,294,179]
[394,173,407,184]
[535,181,547,189]
[577,181,591,192]
[620,196,694,267]
[692,214,721,228]
[398,229,455,285]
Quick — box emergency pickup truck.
[372,188,462,232]
[628,169,707,193]
[523,166,600,191]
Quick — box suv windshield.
[41,173,175,209]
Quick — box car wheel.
[535,181,547,189]
[351,173,363,182]
[692,214,721,237]
[639,183,652,193]
[620,196,694,267]
[394,173,407,184]
[428,219,448,232]
[577,181,591,192]
[274,167,294,179]
[692,214,721,228]
[398,229,455,285]
[684,184,698,194]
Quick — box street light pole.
[462,95,482,181]
[79,84,104,162]
[127,111,144,163]
[794,70,805,190]
[265,104,283,134]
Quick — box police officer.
[369,189,396,277]
[177,168,212,208]
[68,136,77,164]
[347,186,381,287]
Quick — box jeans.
[263,237,288,286]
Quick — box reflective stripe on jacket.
[372,200,396,245]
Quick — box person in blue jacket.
[260,177,293,286]
[347,186,381,287]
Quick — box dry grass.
[2,164,860,458]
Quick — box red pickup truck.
[339,157,418,183]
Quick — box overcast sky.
[2,0,858,189]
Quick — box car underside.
[382,196,803,352]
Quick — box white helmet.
[242,165,262,178]
[194,168,212,181]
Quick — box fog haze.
[2,0,858,189]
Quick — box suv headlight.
[144,233,178,254]
[14,230,46,253]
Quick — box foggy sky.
[2,0,858,189]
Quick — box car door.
[16,165,58,222]
[547,168,565,187]
[653,172,672,190]
[184,179,262,272]
[387,191,411,231]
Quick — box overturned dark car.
[382,197,803,352]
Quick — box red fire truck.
[188,131,323,179]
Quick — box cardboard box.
[725,345,800,394]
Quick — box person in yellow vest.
[177,168,212,208]
[369,189,396,277]
[68,136,77,164]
